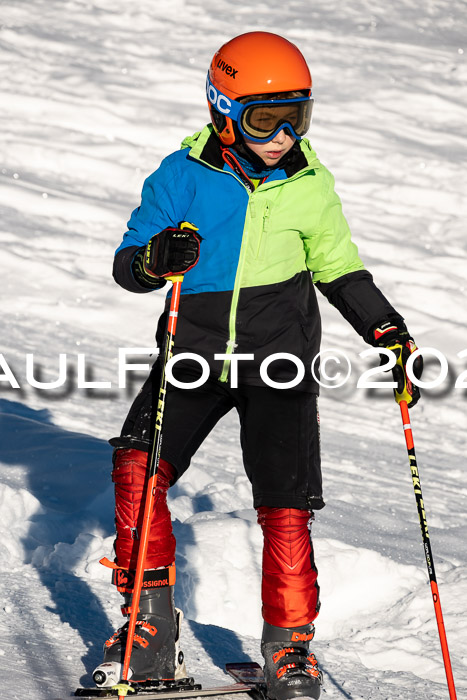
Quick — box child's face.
[243,130,295,167]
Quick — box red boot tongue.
[258,507,319,628]
[111,449,176,571]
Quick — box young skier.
[95,32,422,700]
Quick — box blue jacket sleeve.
[115,155,186,253]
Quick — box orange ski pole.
[115,272,183,700]
[399,400,457,699]
[115,222,198,699]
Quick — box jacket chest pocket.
[252,202,271,260]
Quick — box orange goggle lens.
[240,97,313,142]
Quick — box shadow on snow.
[0,398,251,685]
[0,398,115,686]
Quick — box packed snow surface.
[1,1,466,698]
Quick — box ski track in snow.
[1,1,466,698]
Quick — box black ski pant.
[110,361,324,511]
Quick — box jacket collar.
[182,126,320,179]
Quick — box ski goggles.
[207,76,313,143]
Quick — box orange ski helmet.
[207,32,313,146]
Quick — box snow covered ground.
[1,0,466,698]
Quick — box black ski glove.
[372,319,423,408]
[132,225,201,288]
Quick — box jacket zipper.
[219,193,253,382]
[196,155,311,383]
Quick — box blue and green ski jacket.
[114,126,401,390]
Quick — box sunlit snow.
[0,1,466,698]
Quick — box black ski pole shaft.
[399,400,457,699]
